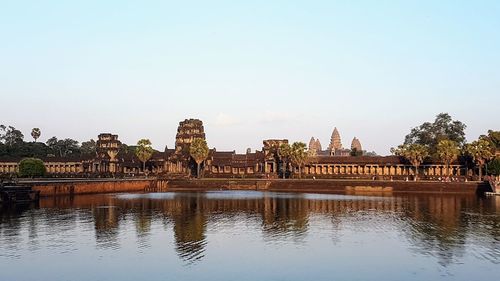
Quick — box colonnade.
[0,162,83,174]
[45,162,83,173]
[0,162,18,173]
[302,164,463,177]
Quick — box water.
[1,191,499,281]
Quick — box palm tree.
[278,143,292,179]
[135,139,154,174]
[189,138,209,178]
[437,140,459,177]
[290,142,308,179]
[31,128,41,142]
[466,139,493,180]
[392,144,429,181]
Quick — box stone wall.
[162,179,485,194]
[27,179,154,197]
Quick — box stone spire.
[175,119,206,152]
[309,137,316,151]
[351,137,362,151]
[315,139,322,151]
[328,127,342,152]
[308,137,322,153]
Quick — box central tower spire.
[328,127,342,155]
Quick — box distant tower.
[308,137,322,153]
[328,127,342,155]
[351,137,362,152]
[175,119,206,152]
[97,133,121,159]
[309,137,316,151]
[96,133,121,173]
[315,139,322,151]
[309,137,316,150]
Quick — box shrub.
[18,158,46,178]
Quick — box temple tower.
[308,137,322,153]
[175,119,206,153]
[351,137,362,152]
[328,127,342,155]
[315,139,322,151]
[96,133,121,173]
[308,137,316,151]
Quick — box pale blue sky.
[1,0,499,154]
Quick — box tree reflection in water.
[1,191,499,268]
[171,194,207,264]
[93,206,120,250]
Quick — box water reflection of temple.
[2,192,498,265]
[170,194,207,264]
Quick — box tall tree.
[487,157,500,181]
[31,128,41,142]
[80,139,97,156]
[289,142,308,179]
[189,138,209,178]
[46,137,79,157]
[480,130,500,152]
[391,144,429,181]
[0,125,24,146]
[404,113,466,155]
[466,139,493,180]
[135,139,154,173]
[46,136,59,155]
[278,143,292,179]
[437,140,460,177]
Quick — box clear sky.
[1,0,499,154]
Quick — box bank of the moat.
[17,178,491,197]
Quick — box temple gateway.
[0,119,467,179]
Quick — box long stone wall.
[16,177,488,197]
[162,179,486,194]
[24,179,154,197]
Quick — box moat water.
[1,191,499,281]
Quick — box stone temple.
[0,118,467,180]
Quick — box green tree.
[480,130,500,152]
[437,140,460,177]
[46,137,80,157]
[135,139,154,173]
[487,157,500,180]
[278,143,292,179]
[391,143,429,181]
[289,142,308,179]
[350,148,363,156]
[466,139,493,180]
[18,158,46,178]
[0,125,24,146]
[80,139,97,156]
[189,138,209,178]
[31,128,41,142]
[404,113,466,156]
[46,136,58,153]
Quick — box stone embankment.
[18,178,489,197]
[21,178,154,196]
[160,178,488,195]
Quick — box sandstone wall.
[29,179,153,197]
[163,179,485,194]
